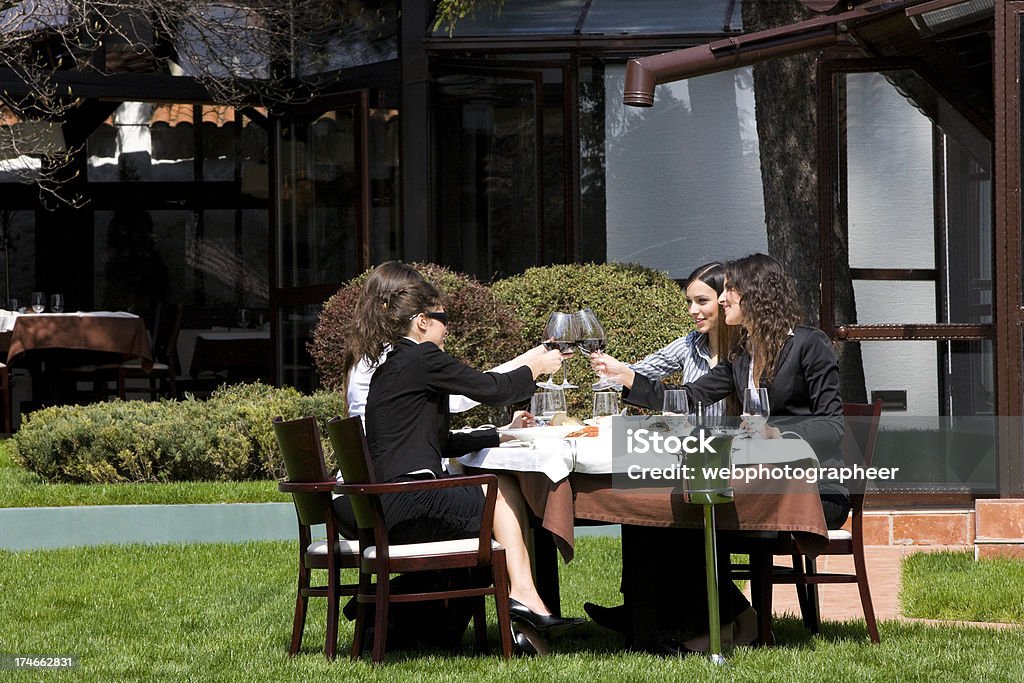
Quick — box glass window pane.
[297,1,398,75]
[839,338,993,417]
[94,209,184,314]
[842,281,937,325]
[277,110,359,288]
[88,103,196,182]
[604,65,766,279]
[846,72,935,270]
[1,209,37,308]
[431,0,587,36]
[368,107,401,263]
[433,73,540,278]
[277,303,321,393]
[583,0,741,35]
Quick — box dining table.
[1,311,152,409]
[459,424,829,649]
[188,329,272,383]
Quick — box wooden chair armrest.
[277,480,339,494]
[337,473,500,565]
[333,473,497,496]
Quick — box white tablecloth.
[1,310,140,333]
[459,432,818,483]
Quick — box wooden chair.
[733,400,883,644]
[273,416,360,659]
[326,416,513,664]
[96,302,184,400]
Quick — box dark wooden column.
[400,0,432,262]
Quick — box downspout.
[623,2,909,106]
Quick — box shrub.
[11,383,348,484]
[309,262,525,426]
[492,263,693,417]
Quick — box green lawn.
[900,550,1024,623]
[2,536,1023,682]
[0,439,279,508]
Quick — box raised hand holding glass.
[539,311,577,390]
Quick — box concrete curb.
[0,503,620,551]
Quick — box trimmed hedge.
[12,383,347,484]
[309,262,526,426]
[492,263,693,417]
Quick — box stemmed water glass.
[575,308,617,391]
[662,389,691,417]
[592,392,620,420]
[31,292,45,313]
[50,293,64,313]
[538,312,577,390]
[530,389,566,427]
[741,387,770,438]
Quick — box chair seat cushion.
[365,538,502,561]
[307,538,360,556]
[827,528,852,541]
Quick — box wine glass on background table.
[50,293,64,313]
[31,292,45,313]
[575,308,617,391]
[539,311,577,390]
[741,387,770,438]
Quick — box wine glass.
[539,311,577,390]
[7,297,18,312]
[50,293,64,313]
[575,308,617,391]
[592,391,619,420]
[31,292,45,313]
[237,308,250,329]
[742,387,771,438]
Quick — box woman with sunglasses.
[342,261,546,423]
[340,275,585,647]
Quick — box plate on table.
[499,425,578,443]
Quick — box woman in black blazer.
[350,275,583,637]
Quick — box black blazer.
[624,326,845,465]
[365,337,536,483]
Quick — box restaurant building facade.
[3,1,1024,539]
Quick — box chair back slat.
[273,416,331,526]
[841,400,883,514]
[326,416,379,534]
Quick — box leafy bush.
[12,383,347,484]
[492,263,693,417]
[309,262,525,426]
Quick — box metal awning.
[622,0,994,108]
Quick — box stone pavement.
[749,544,1018,629]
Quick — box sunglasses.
[411,311,448,326]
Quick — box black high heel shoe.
[508,598,586,637]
